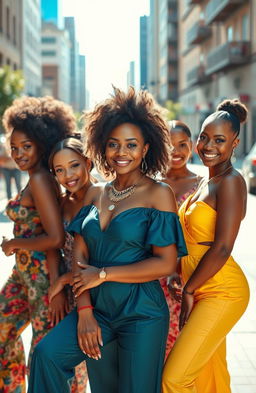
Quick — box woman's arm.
[46,249,69,326]
[2,173,65,254]
[179,174,246,329]
[184,175,246,293]
[72,233,102,360]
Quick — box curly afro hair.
[84,86,171,177]
[2,96,77,168]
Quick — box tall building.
[64,17,80,111]
[78,54,86,112]
[41,22,70,104]
[140,15,148,89]
[0,0,21,70]
[147,0,160,100]
[41,0,63,28]
[21,0,42,96]
[147,0,178,104]
[179,0,255,156]
[127,60,135,87]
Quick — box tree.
[0,66,24,128]
[164,100,182,121]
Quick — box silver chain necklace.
[107,178,142,211]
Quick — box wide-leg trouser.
[162,294,249,393]
[28,306,169,393]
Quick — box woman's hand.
[48,272,72,302]
[48,290,69,327]
[77,309,102,360]
[167,272,183,302]
[1,237,17,256]
[179,290,194,331]
[72,262,102,297]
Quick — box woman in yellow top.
[162,98,250,393]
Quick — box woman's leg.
[0,268,30,393]
[117,313,169,393]
[195,339,230,393]
[28,309,117,393]
[162,296,248,393]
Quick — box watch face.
[99,269,106,279]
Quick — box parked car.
[242,142,256,194]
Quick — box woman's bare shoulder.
[147,180,177,213]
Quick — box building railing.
[187,21,212,46]
[206,41,251,75]
[187,64,208,86]
[206,0,245,25]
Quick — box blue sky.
[62,0,149,106]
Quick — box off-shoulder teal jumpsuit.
[28,205,187,393]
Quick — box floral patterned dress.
[0,193,51,393]
[160,181,201,359]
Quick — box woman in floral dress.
[0,96,76,393]
[161,120,202,358]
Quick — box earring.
[141,157,148,173]
[231,149,236,163]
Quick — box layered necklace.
[107,178,142,211]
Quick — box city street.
[0,165,256,393]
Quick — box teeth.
[172,157,182,161]
[204,153,217,158]
[67,180,77,186]
[116,161,129,164]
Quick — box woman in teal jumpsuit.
[28,87,187,393]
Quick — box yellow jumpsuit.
[162,196,250,393]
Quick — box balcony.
[206,41,251,75]
[187,65,209,86]
[206,0,245,25]
[187,21,212,46]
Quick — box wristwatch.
[99,267,107,280]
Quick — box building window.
[42,50,56,56]
[13,16,16,45]
[6,6,10,39]
[41,36,57,44]
[226,26,233,42]
[242,14,249,40]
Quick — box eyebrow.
[10,139,31,145]
[54,159,79,167]
[108,137,138,141]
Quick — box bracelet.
[183,288,194,295]
[77,305,94,312]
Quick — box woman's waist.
[88,256,149,268]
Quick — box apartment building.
[147,0,179,104]
[179,0,255,155]
[0,0,21,70]
[41,22,70,104]
[21,0,42,96]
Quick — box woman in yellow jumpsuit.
[162,98,250,393]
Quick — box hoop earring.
[141,157,148,173]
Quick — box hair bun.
[217,99,248,124]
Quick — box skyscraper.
[140,15,148,89]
